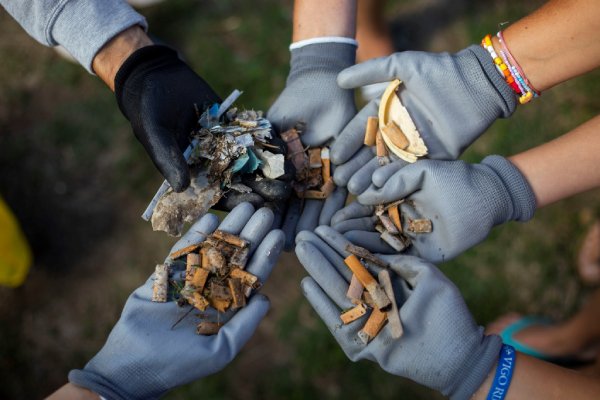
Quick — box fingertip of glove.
[166,168,191,192]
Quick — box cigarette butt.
[281,128,309,174]
[188,292,210,311]
[345,243,389,268]
[230,268,259,287]
[408,219,432,233]
[320,178,335,198]
[208,296,231,313]
[169,243,202,260]
[364,116,379,146]
[380,231,407,252]
[228,278,246,309]
[183,253,201,293]
[212,230,249,248]
[151,264,169,303]
[243,285,253,298]
[209,281,232,301]
[376,130,388,158]
[381,121,409,150]
[321,147,331,182]
[309,148,323,169]
[375,205,385,216]
[340,302,368,324]
[200,247,210,271]
[300,190,327,199]
[206,247,226,272]
[344,255,390,310]
[362,291,376,308]
[379,214,399,234]
[388,205,402,232]
[191,267,209,291]
[346,274,364,304]
[196,321,223,335]
[357,308,388,344]
[378,269,403,339]
[230,246,250,269]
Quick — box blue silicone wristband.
[486,344,516,400]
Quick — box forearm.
[490,0,600,92]
[472,353,600,399]
[292,0,357,41]
[509,115,600,208]
[46,383,100,400]
[92,26,153,91]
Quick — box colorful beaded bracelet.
[481,34,522,96]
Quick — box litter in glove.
[69,203,284,399]
[115,45,221,192]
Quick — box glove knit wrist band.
[289,36,358,51]
[114,44,179,116]
[486,344,516,400]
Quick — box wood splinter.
[345,244,389,268]
[152,264,169,303]
[378,269,403,339]
[344,255,390,310]
[340,302,368,324]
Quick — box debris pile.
[280,125,335,200]
[371,200,432,251]
[152,230,260,335]
[340,244,403,343]
[144,90,293,236]
[364,79,428,165]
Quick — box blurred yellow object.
[0,196,32,287]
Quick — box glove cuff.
[482,155,537,222]
[449,333,503,400]
[467,45,517,118]
[114,44,180,118]
[287,42,356,84]
[69,369,130,400]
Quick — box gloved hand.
[295,227,503,400]
[267,41,357,147]
[115,45,221,192]
[69,203,284,399]
[330,45,518,194]
[336,156,536,262]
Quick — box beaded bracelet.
[481,34,522,96]
[497,31,541,97]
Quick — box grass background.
[0,0,598,398]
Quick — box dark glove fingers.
[343,230,396,254]
[333,146,376,187]
[332,216,377,234]
[217,202,256,234]
[296,246,353,310]
[319,186,348,226]
[239,207,275,256]
[372,159,410,188]
[281,196,303,251]
[347,157,380,195]
[331,201,374,226]
[245,230,285,284]
[295,231,352,281]
[337,52,416,89]
[166,213,220,262]
[330,100,379,165]
[295,199,324,235]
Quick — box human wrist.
[481,155,537,223]
[46,382,101,400]
[92,26,153,91]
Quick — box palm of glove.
[116,45,221,192]
[69,203,284,399]
[295,226,501,399]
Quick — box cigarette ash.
[152,230,260,335]
[148,92,294,236]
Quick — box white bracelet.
[289,36,358,51]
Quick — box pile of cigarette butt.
[340,244,403,343]
[152,230,260,335]
[365,79,428,165]
[374,200,432,252]
[281,125,335,200]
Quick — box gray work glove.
[295,227,503,400]
[330,45,517,195]
[335,156,536,262]
[267,41,357,147]
[69,203,284,399]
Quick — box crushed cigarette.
[340,302,368,324]
[152,264,169,303]
[357,308,388,344]
[344,255,390,310]
[346,274,364,305]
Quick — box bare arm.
[491,0,600,92]
[509,115,600,208]
[292,0,357,41]
[46,383,100,400]
[473,353,600,399]
[91,25,153,91]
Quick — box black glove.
[115,45,221,192]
